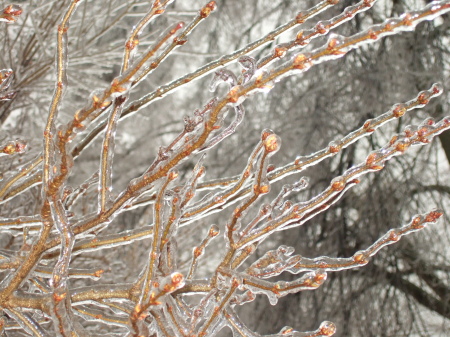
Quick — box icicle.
[241,271,327,305]
[230,290,256,306]
[199,104,245,151]
[238,56,257,84]
[247,245,299,278]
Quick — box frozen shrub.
[0,0,449,336]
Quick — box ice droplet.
[319,321,336,336]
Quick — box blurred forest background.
[0,0,449,336]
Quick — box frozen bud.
[326,34,347,55]
[200,1,217,18]
[283,200,293,209]
[260,204,271,214]
[171,272,184,286]
[255,184,270,194]
[319,321,337,336]
[280,326,294,335]
[1,139,27,155]
[403,125,417,138]
[431,83,444,96]
[214,196,224,204]
[312,271,327,286]
[411,215,423,229]
[278,245,295,256]
[226,85,243,104]
[343,7,355,19]
[388,229,399,242]
[315,22,328,35]
[391,103,407,118]
[110,78,128,95]
[328,141,340,153]
[125,37,139,50]
[209,224,220,237]
[184,115,196,132]
[162,272,185,293]
[3,4,22,16]
[416,124,434,143]
[416,92,430,106]
[365,151,385,171]
[53,292,67,303]
[384,18,401,31]
[400,13,414,26]
[293,177,308,191]
[363,120,375,133]
[441,117,450,127]
[296,11,306,24]
[1,4,22,23]
[330,177,345,192]
[171,22,184,34]
[295,31,307,45]
[261,129,274,140]
[368,29,379,40]
[168,170,179,181]
[352,251,368,265]
[263,134,281,153]
[293,53,312,70]
[421,117,435,127]
[274,47,287,58]
[393,137,411,153]
[425,209,443,223]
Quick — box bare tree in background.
[0,0,449,336]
